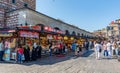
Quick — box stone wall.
[0,0,36,27]
[17,8,93,36]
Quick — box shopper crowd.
[0,40,42,64]
[0,39,95,64]
[94,39,120,60]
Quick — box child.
[17,46,24,63]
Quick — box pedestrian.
[71,42,77,56]
[17,45,24,63]
[75,45,79,56]
[49,42,53,56]
[31,42,37,61]
[103,41,108,57]
[0,41,4,61]
[106,41,112,59]
[112,41,117,58]
[79,45,82,56]
[59,42,63,54]
[94,41,102,60]
[63,43,66,54]
[4,39,11,61]
[37,43,42,58]
[23,45,30,62]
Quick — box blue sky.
[36,0,120,32]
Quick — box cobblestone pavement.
[0,50,120,73]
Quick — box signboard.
[19,26,41,31]
[0,33,13,37]
[44,26,65,34]
[47,34,53,39]
[19,31,39,38]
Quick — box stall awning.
[0,30,16,37]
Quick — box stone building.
[107,19,120,39]
[0,0,36,27]
[0,0,95,38]
[93,19,120,39]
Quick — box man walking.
[95,41,102,60]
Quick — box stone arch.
[54,27,61,30]
[81,33,84,36]
[65,30,70,35]
[77,33,80,36]
[36,24,44,31]
[72,31,76,36]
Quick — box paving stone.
[0,50,120,73]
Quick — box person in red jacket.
[17,46,24,63]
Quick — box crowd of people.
[94,39,120,60]
[0,40,42,63]
[0,38,96,64]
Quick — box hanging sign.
[19,31,39,38]
[47,34,53,39]
[0,33,13,37]
[19,26,41,31]
[44,26,65,34]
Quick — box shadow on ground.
[82,50,94,57]
[0,50,94,66]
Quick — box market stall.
[0,29,17,61]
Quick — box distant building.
[93,19,120,39]
[107,19,120,39]
[93,28,107,38]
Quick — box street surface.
[0,50,120,73]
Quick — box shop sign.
[44,26,65,34]
[31,26,41,31]
[0,33,13,37]
[19,31,39,38]
[47,34,53,39]
[53,35,62,40]
[19,26,41,31]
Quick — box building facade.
[0,0,36,27]
[93,19,120,39]
[107,19,120,39]
[8,8,95,37]
[0,0,95,38]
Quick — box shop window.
[12,0,15,3]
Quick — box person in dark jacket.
[37,44,42,58]
[24,45,30,62]
[31,43,37,61]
